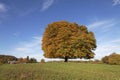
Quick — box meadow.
[0,62,120,80]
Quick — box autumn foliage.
[42,21,97,62]
[102,53,120,65]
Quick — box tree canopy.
[42,21,97,62]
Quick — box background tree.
[0,55,17,64]
[102,52,120,65]
[101,56,109,64]
[27,56,29,62]
[29,58,37,63]
[17,58,24,63]
[42,21,97,62]
[40,58,45,63]
[17,57,37,63]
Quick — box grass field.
[0,62,120,80]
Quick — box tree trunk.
[64,56,68,62]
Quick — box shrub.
[102,56,109,64]
[29,58,37,63]
[40,58,45,63]
[102,53,120,65]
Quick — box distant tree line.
[0,55,37,64]
[17,56,37,63]
[0,55,17,64]
[102,52,120,65]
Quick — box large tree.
[42,21,97,62]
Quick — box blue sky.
[0,0,120,61]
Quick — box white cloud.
[0,3,7,13]
[40,0,54,11]
[111,39,120,43]
[113,0,120,6]
[87,19,120,60]
[95,45,120,59]
[94,38,120,60]
[0,3,8,24]
[87,19,115,30]
[11,36,44,61]
[15,48,30,53]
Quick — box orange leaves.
[42,21,97,59]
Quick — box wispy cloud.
[0,3,7,13]
[0,3,8,24]
[87,19,117,33]
[40,0,54,11]
[87,19,120,59]
[11,36,43,61]
[111,39,120,43]
[113,0,120,6]
[95,38,120,59]
[95,44,120,59]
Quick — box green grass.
[0,62,120,80]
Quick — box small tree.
[42,21,97,62]
[102,53,120,65]
[108,53,120,64]
[17,58,24,63]
[40,58,45,63]
[29,58,37,63]
[102,56,109,64]
[26,56,29,62]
